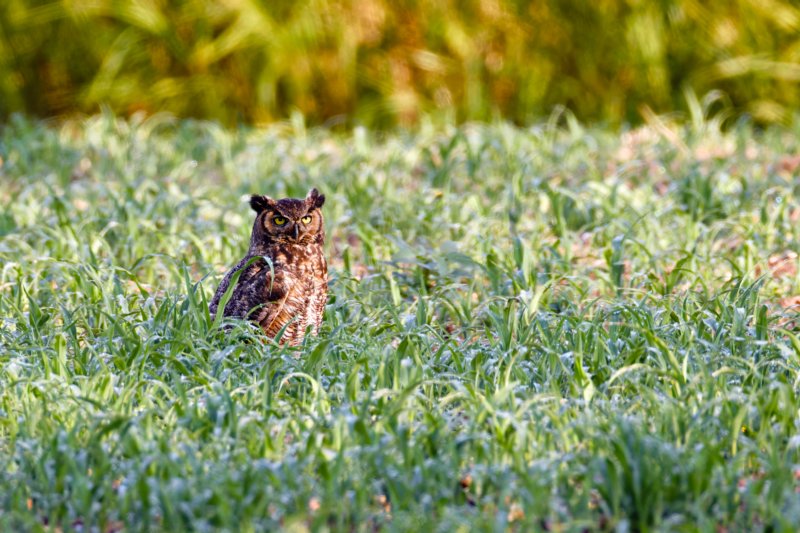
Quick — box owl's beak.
[292,224,300,241]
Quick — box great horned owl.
[209,189,327,345]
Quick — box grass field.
[4,108,800,532]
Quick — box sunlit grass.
[3,111,800,531]
[3,0,800,126]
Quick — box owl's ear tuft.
[305,188,325,209]
[250,195,275,213]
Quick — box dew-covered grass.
[4,111,800,531]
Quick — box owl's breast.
[260,243,327,344]
[270,243,326,278]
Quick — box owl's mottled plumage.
[209,189,328,345]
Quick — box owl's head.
[248,189,326,247]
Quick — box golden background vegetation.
[2,0,800,127]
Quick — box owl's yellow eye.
[301,216,312,224]
[273,217,287,225]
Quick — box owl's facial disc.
[262,209,318,244]
[253,192,324,246]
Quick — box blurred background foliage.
[2,0,800,128]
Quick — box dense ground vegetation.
[3,109,800,531]
[3,0,800,126]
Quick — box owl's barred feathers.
[209,189,328,345]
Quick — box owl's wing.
[208,257,247,317]
[213,258,286,324]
